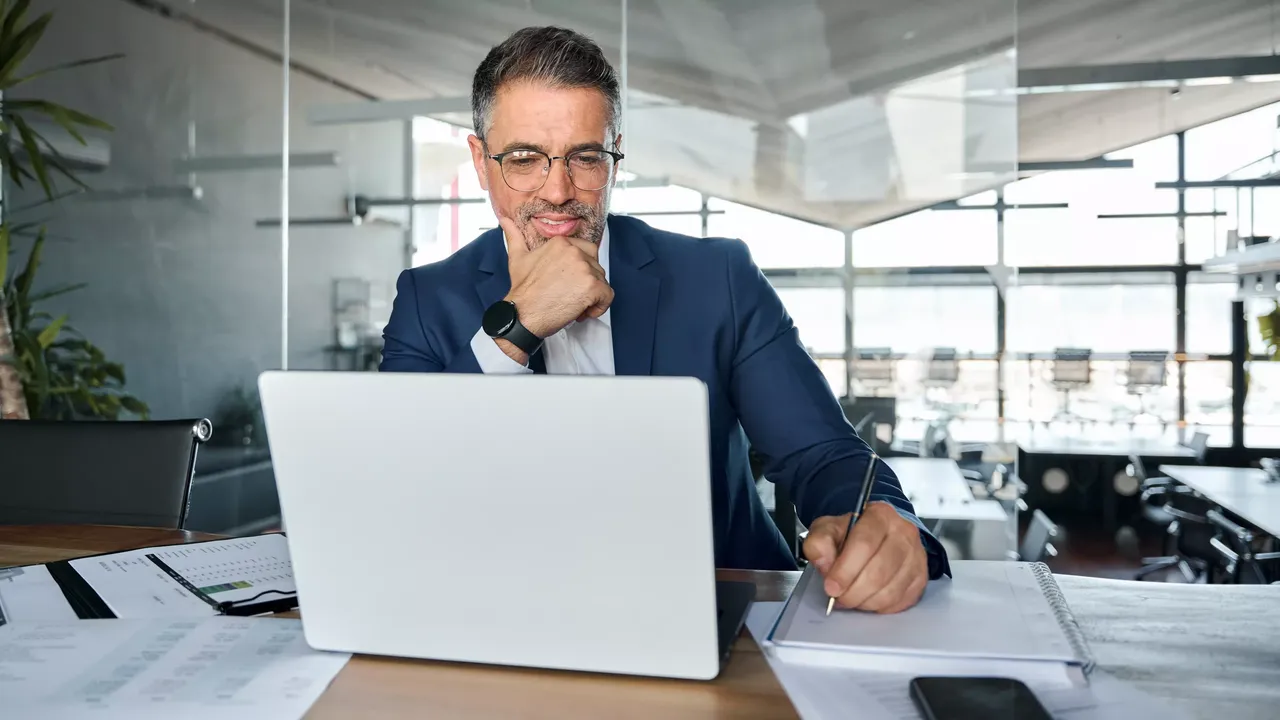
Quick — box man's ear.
[467,134,490,192]
[611,133,623,182]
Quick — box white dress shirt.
[469,227,616,375]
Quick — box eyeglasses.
[487,148,624,192]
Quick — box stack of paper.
[746,602,1185,720]
[0,616,349,720]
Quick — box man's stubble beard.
[515,195,609,252]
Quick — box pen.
[826,453,881,617]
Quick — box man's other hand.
[802,502,928,614]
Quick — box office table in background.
[2,525,1278,720]
[883,457,1008,523]
[1158,465,1280,538]
[1019,437,1197,459]
[884,457,1010,560]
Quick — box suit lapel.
[608,216,660,376]
[475,230,511,310]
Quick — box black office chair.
[0,419,213,528]
[1207,509,1280,584]
[1135,483,1216,582]
[1018,509,1060,563]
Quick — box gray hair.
[471,26,621,143]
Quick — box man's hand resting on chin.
[803,502,929,614]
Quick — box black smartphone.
[908,676,1053,720]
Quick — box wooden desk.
[4,526,1278,719]
[1158,465,1280,537]
[0,525,800,719]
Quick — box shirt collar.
[596,225,612,328]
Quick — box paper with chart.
[0,565,79,624]
[746,601,1186,720]
[67,534,295,617]
[0,616,350,720]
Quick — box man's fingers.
[565,236,600,259]
[581,282,614,319]
[802,515,849,573]
[822,514,888,598]
[839,536,912,611]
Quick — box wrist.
[503,293,550,339]
[493,338,530,366]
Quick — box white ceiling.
[138,0,1280,228]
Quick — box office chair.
[1049,348,1092,426]
[1182,430,1210,464]
[0,419,213,528]
[851,348,896,398]
[1018,509,1060,563]
[1134,482,1216,582]
[840,395,897,455]
[1124,351,1169,430]
[1207,509,1280,584]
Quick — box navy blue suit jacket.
[380,215,949,576]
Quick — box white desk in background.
[1021,437,1196,459]
[1158,465,1280,538]
[883,457,1007,522]
[884,457,1010,561]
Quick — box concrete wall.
[14,0,406,421]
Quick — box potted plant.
[0,0,144,420]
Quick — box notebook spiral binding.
[1030,562,1096,675]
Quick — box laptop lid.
[258,371,722,680]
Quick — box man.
[381,26,949,613]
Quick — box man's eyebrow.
[565,142,607,154]
[497,141,549,154]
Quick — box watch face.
[482,300,518,338]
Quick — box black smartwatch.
[482,300,543,356]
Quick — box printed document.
[1,616,350,720]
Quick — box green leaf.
[0,10,49,87]
[120,395,148,417]
[102,361,124,384]
[2,54,122,91]
[9,113,53,199]
[0,223,8,285]
[0,1,30,60]
[35,313,65,347]
[28,282,85,303]
[14,227,42,300]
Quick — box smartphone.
[908,676,1053,720]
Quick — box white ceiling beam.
[308,98,471,126]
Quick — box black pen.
[826,453,880,617]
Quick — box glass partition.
[4,0,286,532]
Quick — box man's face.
[468,82,618,251]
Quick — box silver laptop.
[258,371,753,680]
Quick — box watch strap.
[501,316,543,356]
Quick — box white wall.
[14,0,406,419]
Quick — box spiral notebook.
[762,561,1095,686]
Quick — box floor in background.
[1039,518,1182,581]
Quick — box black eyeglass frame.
[486,148,626,192]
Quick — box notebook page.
[773,562,1080,664]
[749,601,1185,720]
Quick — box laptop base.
[715,580,757,663]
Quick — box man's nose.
[536,157,575,206]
